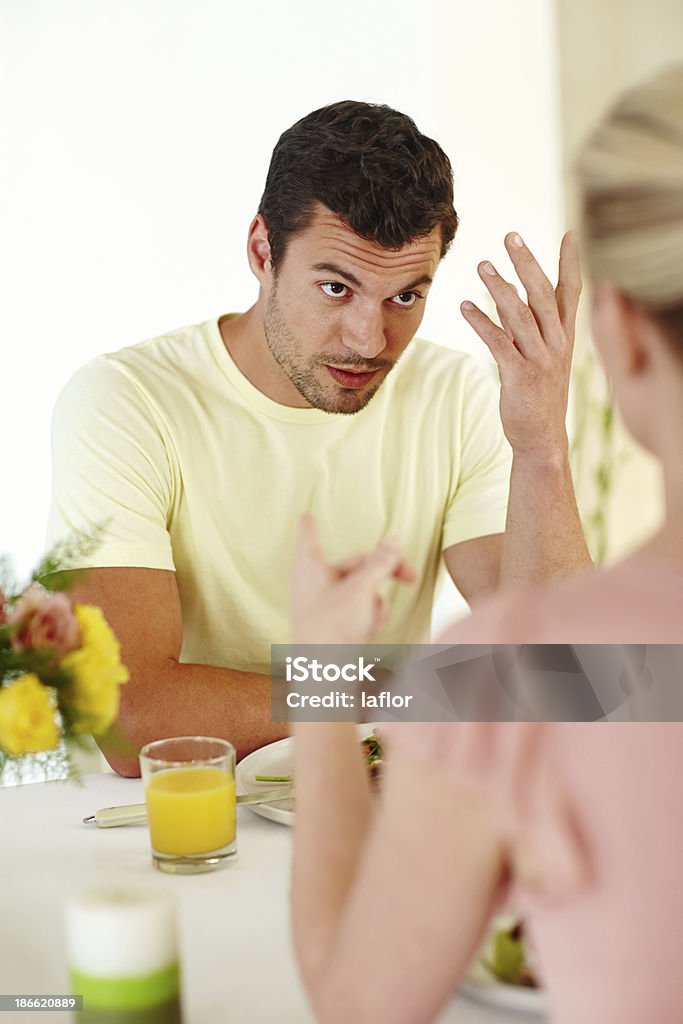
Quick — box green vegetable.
[252,735,384,787]
[361,734,383,764]
[482,923,536,988]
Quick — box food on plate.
[482,920,538,989]
[254,731,385,787]
[360,731,384,787]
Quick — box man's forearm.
[500,447,592,587]
[100,660,288,776]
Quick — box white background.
[1,0,562,608]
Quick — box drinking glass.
[140,736,236,874]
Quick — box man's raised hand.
[460,230,582,459]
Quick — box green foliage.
[0,556,18,598]
[569,347,628,564]
[32,524,107,591]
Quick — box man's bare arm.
[500,447,592,586]
[443,533,503,606]
[69,566,287,776]
[460,230,592,588]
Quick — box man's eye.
[320,282,349,298]
[391,292,418,308]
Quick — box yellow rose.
[0,674,60,755]
[72,604,123,664]
[60,604,129,735]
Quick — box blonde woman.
[290,64,683,1024]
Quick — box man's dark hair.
[258,100,458,270]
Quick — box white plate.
[235,726,381,826]
[460,966,546,1017]
[236,737,296,825]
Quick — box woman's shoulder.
[438,554,683,645]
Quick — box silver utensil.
[83,787,294,827]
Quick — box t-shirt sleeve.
[442,359,511,551]
[46,357,177,570]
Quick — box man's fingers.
[476,260,546,360]
[556,229,582,342]
[502,232,563,347]
[499,283,518,341]
[460,301,524,367]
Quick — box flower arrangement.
[0,537,129,783]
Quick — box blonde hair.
[577,62,683,322]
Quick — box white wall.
[556,0,683,563]
[1,0,562,625]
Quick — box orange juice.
[145,766,236,855]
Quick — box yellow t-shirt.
[47,317,511,674]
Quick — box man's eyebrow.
[311,261,433,293]
[311,262,363,290]
[398,273,433,291]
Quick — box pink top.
[439,552,683,644]
[389,721,683,1023]
[389,554,683,1022]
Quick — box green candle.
[66,883,182,1023]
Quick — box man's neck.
[218,306,309,407]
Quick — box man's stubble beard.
[263,283,395,415]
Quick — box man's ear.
[246,214,273,283]
[593,281,650,378]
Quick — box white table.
[0,773,540,1024]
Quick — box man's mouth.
[324,365,380,389]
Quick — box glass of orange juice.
[139,736,236,874]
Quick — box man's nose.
[341,308,388,359]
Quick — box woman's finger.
[333,553,367,577]
[335,552,417,584]
[373,594,390,636]
[293,515,331,590]
[296,515,324,560]
[351,538,404,592]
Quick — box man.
[48,100,589,775]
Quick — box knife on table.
[83,787,295,827]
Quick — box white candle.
[66,882,182,1022]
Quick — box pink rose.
[9,585,81,657]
